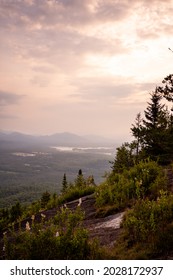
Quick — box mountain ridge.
[0,131,116,147]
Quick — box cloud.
[0,0,129,77]
[0,91,25,106]
[1,0,172,77]
[31,65,55,73]
[25,29,126,60]
[68,76,156,105]
[134,0,173,40]
[0,113,18,119]
[1,0,172,32]
[0,0,137,38]
[30,75,51,87]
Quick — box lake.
[51,146,114,156]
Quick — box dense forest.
[1,74,173,259]
[0,148,112,208]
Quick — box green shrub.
[96,159,167,211]
[110,191,173,259]
[122,191,173,251]
[57,185,95,205]
[3,207,101,260]
[126,159,167,198]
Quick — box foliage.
[157,74,173,102]
[120,191,173,256]
[0,170,96,232]
[96,159,167,210]
[9,202,22,223]
[57,185,95,205]
[0,208,10,232]
[143,89,167,130]
[22,201,41,218]
[57,170,96,205]
[41,191,51,209]
[0,202,24,231]
[0,147,111,208]
[61,173,68,193]
[131,88,173,164]
[131,113,144,159]
[111,142,136,174]
[3,207,101,260]
[74,169,86,189]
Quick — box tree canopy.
[131,86,173,164]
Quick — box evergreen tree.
[75,169,86,189]
[131,88,172,163]
[131,112,144,158]
[143,89,166,129]
[157,74,173,161]
[157,74,173,102]
[62,173,68,193]
[142,89,169,160]
[111,142,136,173]
[0,208,9,220]
[41,191,50,208]
[86,175,96,187]
[10,202,22,222]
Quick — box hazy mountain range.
[0,131,116,149]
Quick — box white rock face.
[95,212,124,229]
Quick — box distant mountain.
[84,134,115,144]
[0,131,39,150]
[38,132,89,146]
[0,131,36,143]
[0,131,116,149]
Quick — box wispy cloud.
[0,91,25,106]
[0,113,19,119]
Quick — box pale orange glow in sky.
[0,0,173,141]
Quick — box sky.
[0,0,173,141]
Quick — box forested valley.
[0,147,112,208]
[1,74,173,260]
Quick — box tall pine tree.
[143,89,166,129]
[131,88,171,163]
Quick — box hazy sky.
[0,0,173,141]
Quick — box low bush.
[96,159,167,211]
[57,185,95,205]
[112,191,173,259]
[3,207,102,260]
